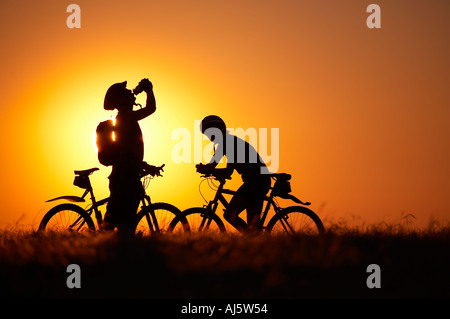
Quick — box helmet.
[104,81,127,110]
[200,115,226,133]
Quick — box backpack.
[96,119,117,166]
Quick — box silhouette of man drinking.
[102,78,161,232]
[196,115,271,233]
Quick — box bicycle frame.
[82,181,162,231]
[83,187,109,227]
[49,181,161,232]
[53,181,108,230]
[202,178,282,230]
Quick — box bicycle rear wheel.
[134,202,190,236]
[266,206,325,235]
[38,203,95,232]
[168,207,226,234]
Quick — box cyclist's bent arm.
[134,87,156,121]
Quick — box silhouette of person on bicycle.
[102,78,162,232]
[196,115,271,234]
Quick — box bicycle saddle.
[74,168,99,176]
[269,173,292,181]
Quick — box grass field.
[0,222,449,299]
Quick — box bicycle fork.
[144,209,160,232]
[200,200,219,231]
[199,212,214,231]
[141,195,161,233]
[278,214,295,233]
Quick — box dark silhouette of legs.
[104,169,142,232]
[223,197,248,234]
[224,175,270,234]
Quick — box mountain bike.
[38,164,190,235]
[168,168,325,235]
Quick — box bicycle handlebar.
[200,172,231,181]
[196,164,232,181]
[140,163,165,178]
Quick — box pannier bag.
[272,173,292,199]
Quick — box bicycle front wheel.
[266,206,325,235]
[38,203,95,233]
[134,202,190,236]
[169,207,226,234]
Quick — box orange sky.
[0,0,449,229]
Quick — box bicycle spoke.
[135,203,184,236]
[181,208,226,234]
[268,207,324,235]
[39,204,94,233]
